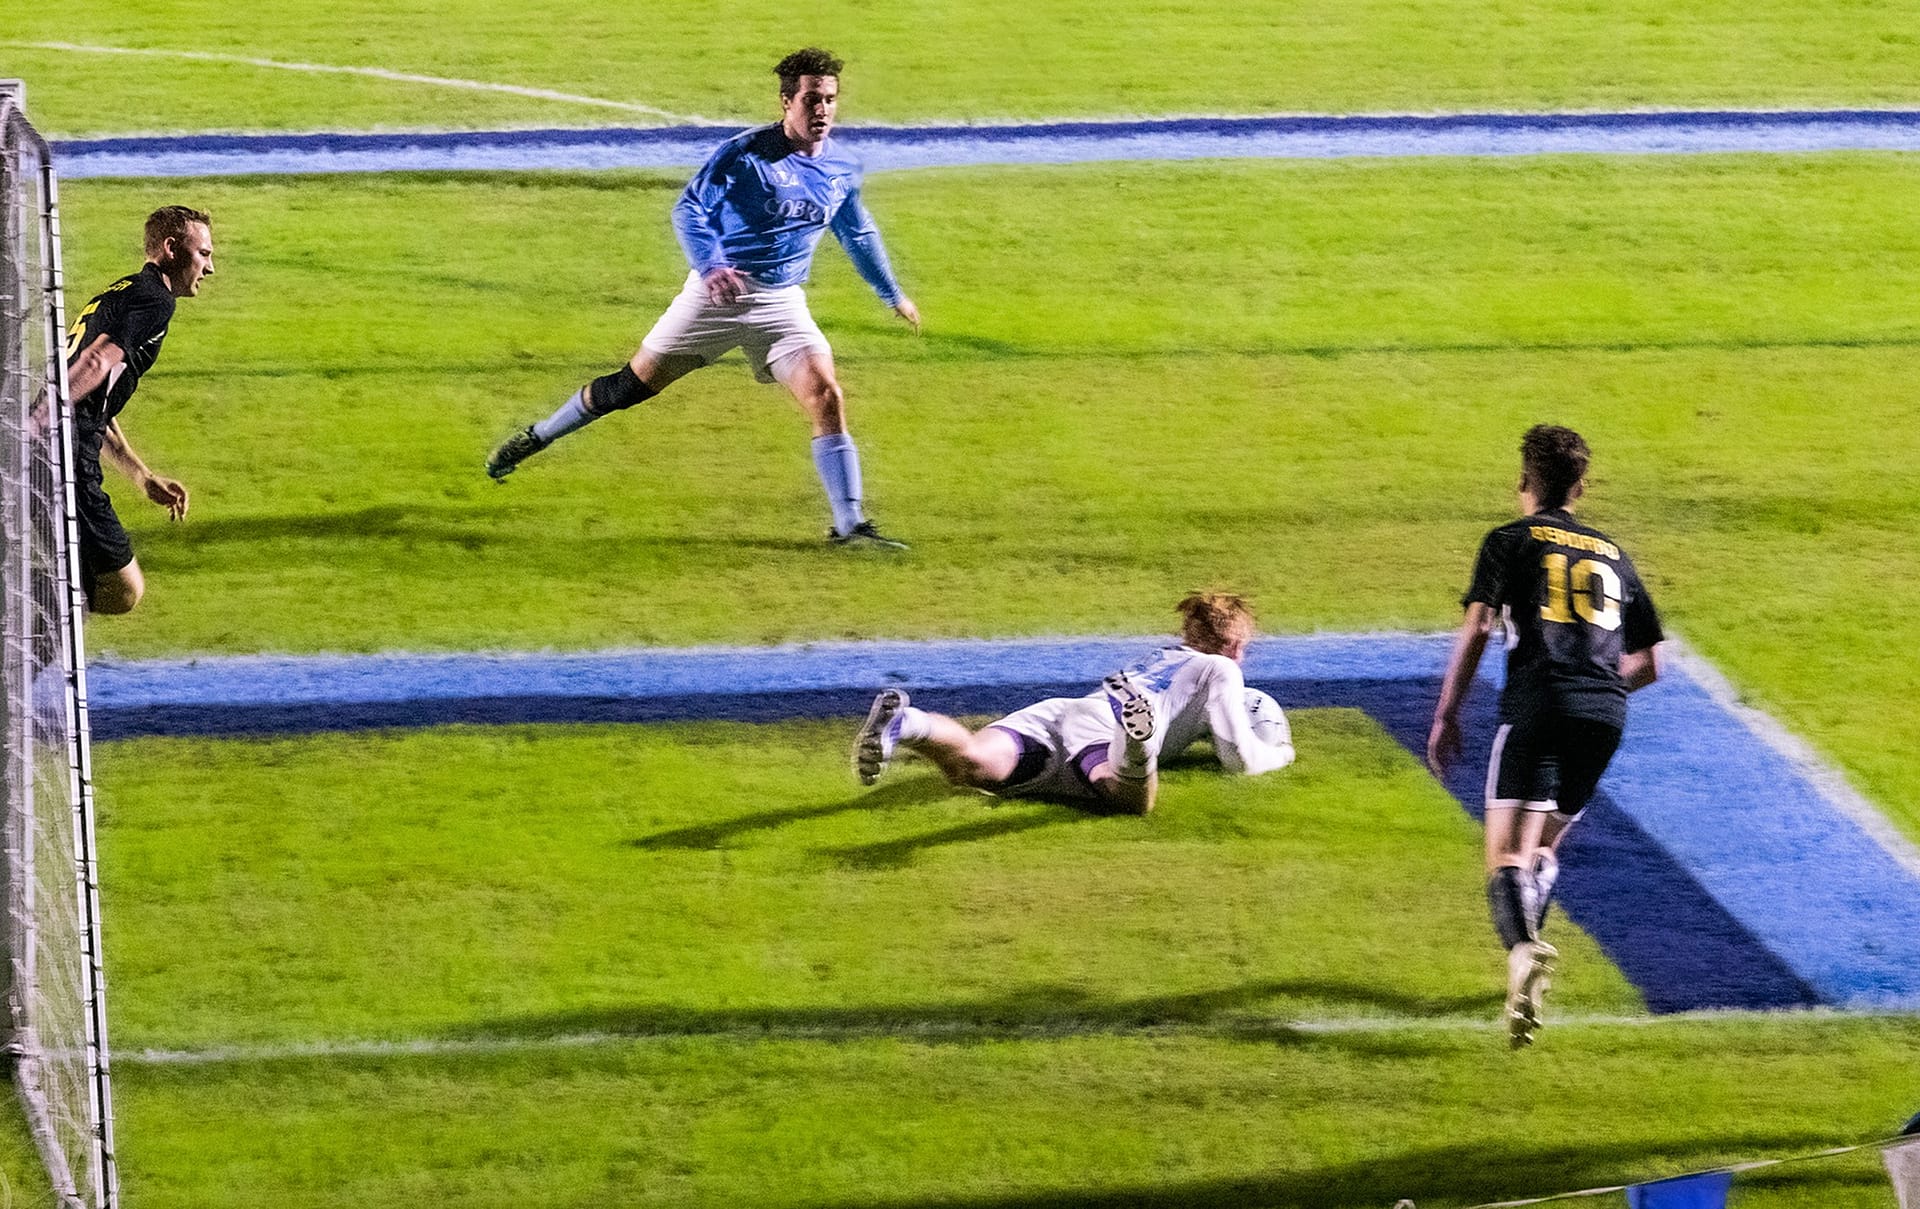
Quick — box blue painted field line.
[85,632,1920,1013]
[50,109,1920,179]
[86,631,1438,708]
[1609,645,1920,1009]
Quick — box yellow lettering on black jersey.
[1527,525,1620,560]
[62,298,103,361]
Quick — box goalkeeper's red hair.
[1177,591,1255,658]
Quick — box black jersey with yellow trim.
[1462,508,1663,728]
[63,263,176,441]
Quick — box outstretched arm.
[1427,602,1496,776]
[67,333,189,519]
[830,189,918,331]
[100,418,188,520]
[1204,658,1296,776]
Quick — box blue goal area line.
[49,110,1920,179]
[86,632,1920,1014]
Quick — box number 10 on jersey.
[1539,553,1622,630]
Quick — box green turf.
[53,154,1920,840]
[92,719,1918,1207]
[98,712,1640,1050]
[19,28,1920,1203]
[11,1,1920,136]
[110,1021,1920,1208]
[0,1099,57,1209]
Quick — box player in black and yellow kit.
[63,205,213,613]
[1427,425,1664,1047]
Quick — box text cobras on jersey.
[763,197,831,222]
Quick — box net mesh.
[0,93,118,1209]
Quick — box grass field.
[53,154,1920,840]
[12,1,1920,135]
[5,8,1920,1207]
[85,722,1920,1207]
[110,1021,1920,1207]
[95,717,1639,1050]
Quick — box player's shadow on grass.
[853,329,1920,367]
[163,357,592,380]
[634,753,1371,868]
[818,807,1078,870]
[145,503,507,551]
[169,330,1920,380]
[629,775,969,850]
[447,978,1497,1055]
[626,532,860,555]
[798,1132,1844,1209]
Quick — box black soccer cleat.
[486,425,548,480]
[829,520,910,551]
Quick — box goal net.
[0,85,119,1209]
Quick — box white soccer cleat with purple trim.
[854,689,909,785]
[1102,673,1155,743]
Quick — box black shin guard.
[586,364,656,414]
[1487,866,1534,950]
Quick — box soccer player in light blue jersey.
[488,47,920,549]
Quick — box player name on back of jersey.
[1526,525,1619,560]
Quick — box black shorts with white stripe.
[1485,712,1623,819]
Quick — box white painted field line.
[5,40,719,124]
[117,1005,1916,1067]
[1663,636,1920,883]
[1290,1004,1918,1033]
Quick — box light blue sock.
[811,433,866,535]
[532,388,597,444]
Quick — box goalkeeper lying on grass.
[853,592,1295,815]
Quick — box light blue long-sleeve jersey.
[670,124,904,305]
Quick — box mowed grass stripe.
[52,156,1920,649]
[54,155,1920,842]
[61,157,1920,381]
[116,1004,1920,1068]
[94,715,1641,1050]
[109,1019,1920,1209]
[126,330,1920,380]
[13,0,1920,136]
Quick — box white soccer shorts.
[986,695,1119,800]
[641,270,832,384]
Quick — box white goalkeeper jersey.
[1112,645,1295,775]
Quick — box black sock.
[1487,867,1534,950]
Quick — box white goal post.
[0,84,120,1209]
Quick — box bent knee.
[89,565,144,615]
[1097,781,1154,815]
[90,585,142,615]
[811,386,847,430]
